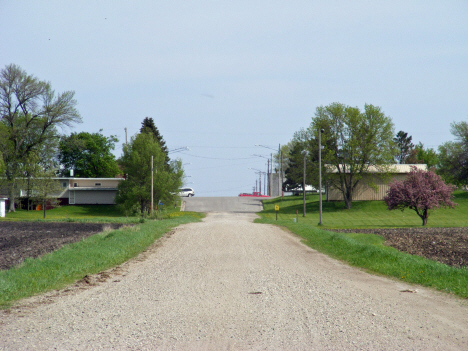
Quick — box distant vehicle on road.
[178,188,195,197]
[289,185,325,196]
[238,192,270,198]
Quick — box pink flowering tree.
[384,167,457,226]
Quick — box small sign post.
[275,205,279,220]
[0,198,6,218]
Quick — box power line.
[179,152,256,161]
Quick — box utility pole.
[303,150,308,217]
[318,129,323,225]
[278,144,281,199]
[124,127,128,145]
[267,159,270,196]
[270,153,273,197]
[259,172,262,195]
[151,155,154,216]
[280,144,284,199]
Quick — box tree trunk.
[344,189,353,209]
[422,209,428,226]
[7,181,16,212]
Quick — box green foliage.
[436,121,468,187]
[0,212,203,308]
[283,138,313,191]
[310,103,396,209]
[406,142,438,169]
[259,191,468,229]
[116,132,183,215]
[58,131,120,177]
[0,64,81,211]
[0,150,4,175]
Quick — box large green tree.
[311,102,396,209]
[437,121,468,187]
[116,132,183,215]
[58,131,119,178]
[0,64,81,211]
[406,142,438,169]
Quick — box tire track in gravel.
[1,212,468,350]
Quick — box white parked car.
[178,188,195,197]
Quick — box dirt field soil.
[3,221,468,271]
[0,222,124,270]
[331,227,468,268]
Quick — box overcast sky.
[1,1,467,196]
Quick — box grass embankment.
[256,191,468,299]
[0,205,203,308]
[2,204,148,223]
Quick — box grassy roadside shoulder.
[256,194,468,299]
[0,211,203,309]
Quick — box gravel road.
[1,212,468,350]
[183,196,264,213]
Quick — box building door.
[69,190,75,205]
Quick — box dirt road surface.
[184,196,264,213]
[1,211,468,350]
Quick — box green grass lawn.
[1,202,183,223]
[0,204,202,308]
[259,190,468,228]
[256,191,468,299]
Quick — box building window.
[62,182,67,188]
[74,183,78,187]
[95,183,102,186]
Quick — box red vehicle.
[238,192,270,197]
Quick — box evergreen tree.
[394,131,414,164]
[140,117,170,165]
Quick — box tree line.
[0,64,183,215]
[280,102,462,224]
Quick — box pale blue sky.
[1,1,467,196]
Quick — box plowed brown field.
[0,222,123,270]
[332,227,468,268]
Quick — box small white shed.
[0,198,7,217]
